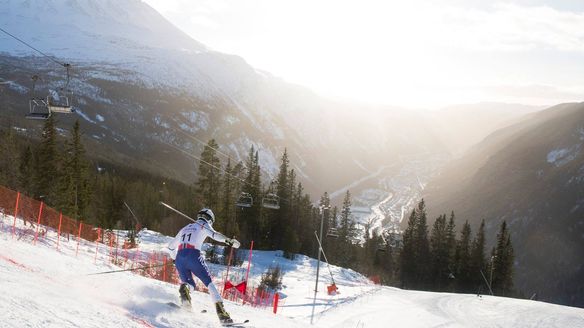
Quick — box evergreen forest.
[0,118,515,297]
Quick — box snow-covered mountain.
[0,0,452,195]
[0,0,546,234]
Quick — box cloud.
[483,84,584,100]
[434,3,584,52]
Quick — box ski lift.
[26,75,50,120]
[326,228,339,238]
[262,193,280,210]
[235,192,253,208]
[46,63,74,114]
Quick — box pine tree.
[0,128,22,189]
[401,208,417,288]
[469,219,486,291]
[492,220,514,296]
[18,145,35,194]
[338,190,357,267]
[430,214,450,290]
[196,139,222,211]
[318,192,332,250]
[455,221,473,292]
[219,158,234,233]
[58,120,91,219]
[35,114,60,203]
[271,149,290,250]
[240,146,262,244]
[445,212,457,290]
[413,199,431,288]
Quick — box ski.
[166,302,206,313]
[222,320,249,327]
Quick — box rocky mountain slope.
[424,102,584,307]
[0,0,540,210]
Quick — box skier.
[168,208,241,324]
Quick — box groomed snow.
[1,214,583,328]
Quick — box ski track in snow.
[1,215,584,328]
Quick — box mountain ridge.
[424,102,584,307]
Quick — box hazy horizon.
[144,0,584,109]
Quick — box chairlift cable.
[159,138,291,205]
[174,128,236,163]
[0,26,68,68]
[159,138,249,186]
[174,128,278,181]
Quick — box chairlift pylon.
[262,193,280,210]
[235,192,253,208]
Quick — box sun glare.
[145,0,584,108]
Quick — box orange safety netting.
[0,185,280,312]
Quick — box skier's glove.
[225,238,241,249]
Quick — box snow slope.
[1,214,584,328]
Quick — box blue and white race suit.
[168,219,228,288]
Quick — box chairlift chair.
[235,192,253,208]
[26,75,51,120]
[46,63,74,114]
[261,193,280,210]
[326,228,339,238]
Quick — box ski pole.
[124,201,141,226]
[159,201,217,235]
[159,201,197,223]
[86,263,167,276]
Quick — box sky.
[143,0,584,108]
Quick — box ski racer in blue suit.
[168,208,240,324]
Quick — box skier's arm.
[205,223,240,248]
[167,230,181,260]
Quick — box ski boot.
[215,302,233,324]
[179,283,192,307]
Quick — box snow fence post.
[123,243,128,269]
[273,292,279,314]
[56,212,63,251]
[33,201,44,245]
[12,192,20,239]
[223,246,235,297]
[75,221,82,257]
[163,256,167,282]
[95,228,101,264]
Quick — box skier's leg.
[175,257,197,288]
[191,251,232,323]
[175,253,196,305]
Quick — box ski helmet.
[197,208,215,225]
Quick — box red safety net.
[0,185,281,313]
